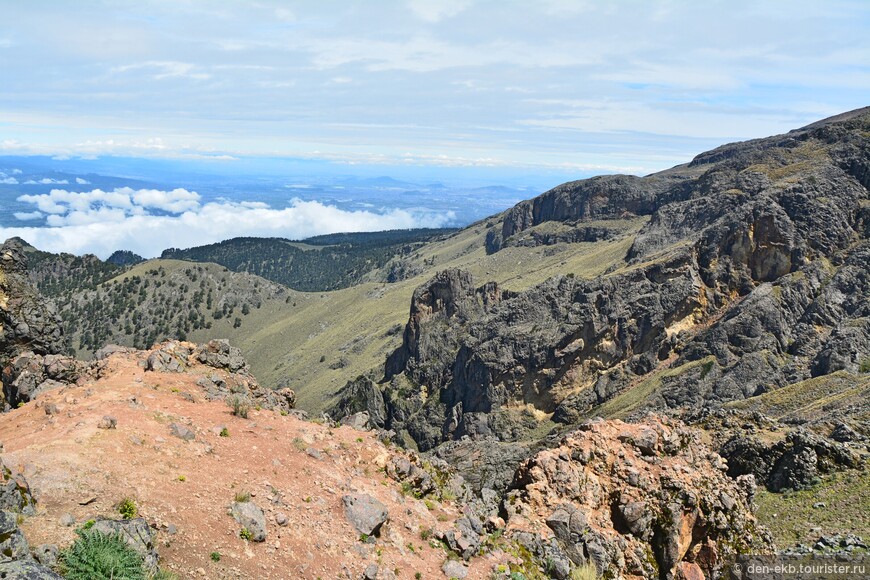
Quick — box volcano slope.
[329,107,870,457]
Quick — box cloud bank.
[2,187,454,259]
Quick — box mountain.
[1,108,868,579]
[349,106,870,452]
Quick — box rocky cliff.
[334,107,870,453]
[0,239,65,382]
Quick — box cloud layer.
[2,187,454,259]
[0,1,866,173]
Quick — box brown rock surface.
[503,415,774,579]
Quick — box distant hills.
[160,228,457,291]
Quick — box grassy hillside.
[229,216,646,411]
[48,215,646,412]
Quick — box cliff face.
[354,107,870,451]
[0,239,64,369]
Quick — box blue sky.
[2,0,867,175]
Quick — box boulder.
[0,510,30,562]
[230,501,267,542]
[0,560,63,579]
[0,459,35,515]
[168,423,195,441]
[195,339,247,373]
[342,494,388,537]
[90,517,159,573]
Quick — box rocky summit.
[0,108,868,579]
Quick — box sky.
[2,0,868,173]
[0,0,868,257]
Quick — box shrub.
[569,564,599,580]
[234,491,251,503]
[860,358,870,373]
[239,528,254,541]
[210,551,221,562]
[219,427,229,437]
[118,497,138,519]
[227,395,250,419]
[60,529,146,580]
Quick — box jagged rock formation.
[348,107,870,451]
[1,351,85,409]
[0,239,65,371]
[503,416,774,579]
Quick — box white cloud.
[13,211,42,221]
[0,177,18,184]
[112,61,211,81]
[407,0,471,22]
[23,178,69,185]
[4,187,454,258]
[75,177,90,184]
[11,169,22,175]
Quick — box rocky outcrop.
[327,375,387,428]
[0,458,36,515]
[485,174,684,253]
[381,108,870,451]
[145,340,296,414]
[2,351,85,408]
[0,239,65,392]
[720,428,860,492]
[503,416,774,579]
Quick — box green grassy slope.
[191,216,647,412]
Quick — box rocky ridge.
[336,107,870,454]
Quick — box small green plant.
[219,427,229,437]
[226,395,250,418]
[239,528,254,541]
[79,519,96,531]
[151,571,180,580]
[860,358,870,373]
[420,527,434,540]
[60,529,146,580]
[118,497,138,519]
[210,551,221,562]
[359,533,370,543]
[424,499,436,511]
[303,496,312,503]
[356,437,363,443]
[177,475,186,482]
[415,573,422,580]
[292,437,307,451]
[234,491,251,503]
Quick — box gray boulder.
[0,510,31,562]
[0,459,35,515]
[90,517,159,573]
[230,501,267,542]
[168,423,195,441]
[342,494,388,537]
[195,339,247,372]
[31,544,58,568]
[0,560,63,579]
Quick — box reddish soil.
[0,349,506,579]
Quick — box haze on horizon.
[0,0,867,258]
